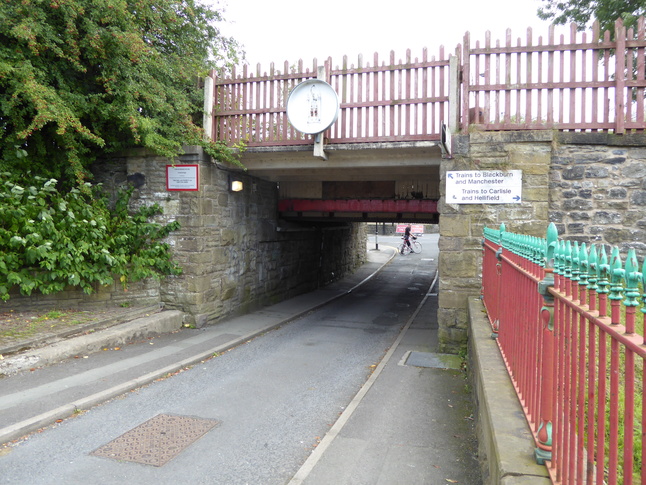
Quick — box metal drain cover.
[404,351,462,370]
[91,414,220,467]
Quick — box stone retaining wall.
[97,146,366,327]
[438,131,552,353]
[550,133,646,258]
[437,131,646,353]
[2,147,367,326]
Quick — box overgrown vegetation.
[0,0,243,187]
[0,172,182,301]
[0,0,245,299]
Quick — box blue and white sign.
[446,170,522,204]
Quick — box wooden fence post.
[203,70,216,142]
[536,222,558,464]
[449,54,460,133]
[615,18,626,134]
[461,31,470,133]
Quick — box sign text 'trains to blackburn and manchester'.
[445,170,522,204]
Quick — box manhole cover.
[91,414,220,467]
[403,351,462,370]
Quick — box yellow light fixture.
[229,176,243,192]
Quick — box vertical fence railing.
[482,223,646,484]
[210,60,318,147]
[462,17,646,134]
[209,17,646,148]
[210,50,450,147]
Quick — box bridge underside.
[235,141,442,223]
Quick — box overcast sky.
[214,0,557,69]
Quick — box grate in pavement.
[91,414,220,467]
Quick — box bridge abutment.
[437,130,646,352]
[438,131,552,353]
[1,147,366,325]
[102,146,367,327]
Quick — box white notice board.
[446,170,522,204]
[166,164,199,191]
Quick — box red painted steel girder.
[278,199,438,213]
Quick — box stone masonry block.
[220,228,236,246]
[471,130,553,144]
[521,187,549,202]
[439,251,479,278]
[439,290,474,310]
[440,215,471,237]
[185,275,212,293]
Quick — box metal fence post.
[536,222,558,464]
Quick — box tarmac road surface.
[0,236,481,484]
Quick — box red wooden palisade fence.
[210,49,451,147]
[464,17,646,133]
[482,223,646,484]
[210,17,646,147]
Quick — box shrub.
[0,173,181,300]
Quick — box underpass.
[0,236,480,484]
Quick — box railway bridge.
[204,55,458,224]
[200,18,645,351]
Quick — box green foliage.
[537,0,646,34]
[0,0,242,186]
[0,172,182,301]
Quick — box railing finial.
[588,244,599,292]
[545,223,557,270]
[624,249,641,308]
[609,247,625,303]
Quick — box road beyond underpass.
[0,235,481,484]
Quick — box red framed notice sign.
[166,164,199,191]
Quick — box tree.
[537,0,646,34]
[0,0,241,186]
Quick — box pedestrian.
[402,224,415,254]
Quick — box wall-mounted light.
[229,175,244,192]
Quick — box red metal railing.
[210,17,646,147]
[482,223,646,484]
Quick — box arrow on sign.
[513,195,521,201]
[447,173,454,179]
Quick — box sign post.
[445,170,522,204]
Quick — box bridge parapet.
[207,49,455,148]
[207,16,646,150]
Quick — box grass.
[0,309,92,343]
[572,285,644,483]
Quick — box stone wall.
[2,147,367,324]
[104,147,365,327]
[437,130,646,353]
[1,278,160,312]
[93,146,366,327]
[550,133,646,258]
[438,131,552,353]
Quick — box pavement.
[0,241,483,484]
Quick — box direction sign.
[446,170,522,204]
